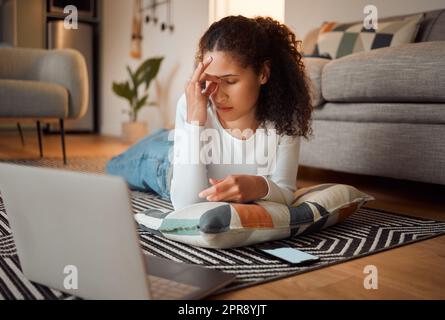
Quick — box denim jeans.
[106,128,174,200]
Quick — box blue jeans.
[106,128,174,200]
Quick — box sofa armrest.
[303,57,330,108]
[38,49,89,119]
[322,41,445,103]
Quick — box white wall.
[285,0,445,40]
[101,0,208,136]
[209,0,285,24]
[101,0,134,136]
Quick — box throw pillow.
[135,183,374,249]
[314,13,423,59]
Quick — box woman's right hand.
[185,57,220,126]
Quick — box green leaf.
[134,57,164,90]
[112,81,133,106]
[135,57,159,79]
[145,57,163,90]
[134,94,149,114]
[126,66,138,98]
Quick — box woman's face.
[202,51,269,124]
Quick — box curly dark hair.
[196,15,312,138]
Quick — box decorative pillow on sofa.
[135,184,374,249]
[314,13,423,59]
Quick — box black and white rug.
[0,158,444,300]
[0,157,109,174]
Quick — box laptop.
[0,163,235,300]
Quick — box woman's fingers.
[199,178,242,202]
[207,187,240,202]
[199,178,230,198]
[185,57,215,125]
[209,178,224,185]
[190,63,204,84]
[202,82,218,98]
[199,73,221,84]
[198,186,217,199]
[191,57,213,84]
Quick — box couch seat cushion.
[322,41,445,103]
[313,102,445,124]
[0,79,68,118]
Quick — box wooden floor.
[1,130,444,300]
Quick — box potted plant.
[112,57,164,144]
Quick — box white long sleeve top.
[169,94,301,210]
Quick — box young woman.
[107,15,312,210]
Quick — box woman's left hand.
[198,175,268,203]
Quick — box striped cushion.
[135,184,374,248]
[314,14,423,59]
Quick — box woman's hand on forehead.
[185,56,220,125]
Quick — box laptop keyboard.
[147,275,200,300]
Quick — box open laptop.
[0,163,235,300]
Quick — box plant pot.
[122,121,148,145]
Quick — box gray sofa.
[301,9,445,185]
[0,47,88,164]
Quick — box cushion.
[135,184,374,249]
[314,14,423,59]
[302,27,321,56]
[321,41,445,103]
[313,102,445,124]
[414,9,445,42]
[303,57,330,108]
[0,79,68,118]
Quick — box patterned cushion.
[314,14,423,59]
[135,184,374,248]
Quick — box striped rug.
[1,157,444,300]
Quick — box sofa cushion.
[313,103,445,125]
[0,79,68,118]
[134,184,374,249]
[322,41,445,103]
[300,120,445,185]
[302,27,320,56]
[303,9,445,57]
[315,14,423,59]
[415,9,445,42]
[303,57,330,107]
